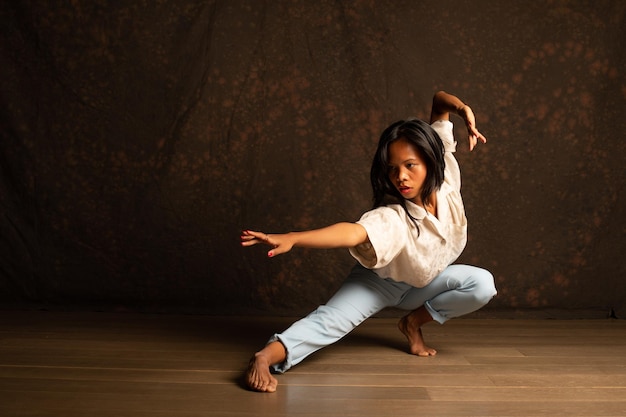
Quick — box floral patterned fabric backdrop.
[1,0,624,317]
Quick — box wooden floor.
[0,311,625,417]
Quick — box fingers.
[472,125,487,143]
[241,230,280,258]
[240,230,255,246]
[240,230,270,246]
[468,135,477,151]
[468,128,487,152]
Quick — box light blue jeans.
[270,263,497,373]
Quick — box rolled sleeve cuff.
[349,207,406,270]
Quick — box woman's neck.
[423,193,437,217]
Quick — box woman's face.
[387,138,428,205]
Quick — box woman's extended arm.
[241,222,368,258]
[430,90,487,151]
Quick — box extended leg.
[246,266,404,392]
[271,266,407,372]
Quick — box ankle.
[408,306,434,328]
[254,351,270,363]
[255,341,287,366]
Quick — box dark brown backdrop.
[1,0,624,318]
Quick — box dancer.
[241,91,497,392]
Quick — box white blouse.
[349,120,467,288]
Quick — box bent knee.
[472,269,497,303]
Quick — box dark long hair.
[370,118,446,224]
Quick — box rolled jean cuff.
[424,301,448,324]
[267,334,290,373]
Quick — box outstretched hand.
[240,230,293,258]
[459,105,487,151]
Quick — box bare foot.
[246,353,278,392]
[398,314,437,357]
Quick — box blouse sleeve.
[349,206,407,269]
[431,119,461,191]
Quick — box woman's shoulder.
[361,202,427,223]
[361,204,404,219]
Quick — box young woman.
[241,91,497,393]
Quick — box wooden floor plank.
[426,386,626,402]
[0,367,240,384]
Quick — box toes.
[266,380,277,393]
[247,372,278,392]
[418,348,437,357]
[254,379,277,393]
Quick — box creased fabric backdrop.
[1,0,624,317]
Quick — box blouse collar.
[405,199,428,220]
